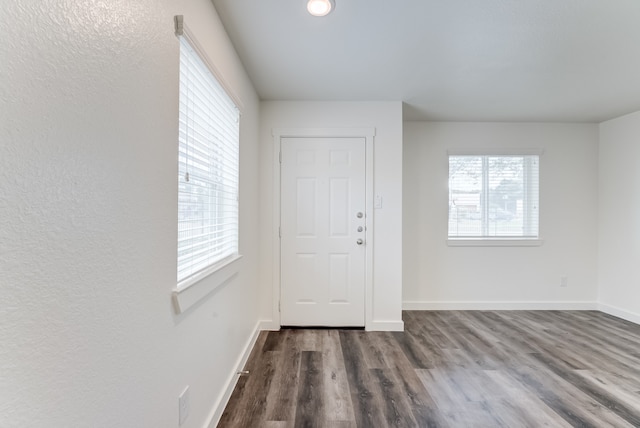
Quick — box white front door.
[280,137,366,327]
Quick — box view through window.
[448,154,539,239]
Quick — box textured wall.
[0,1,260,427]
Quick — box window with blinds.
[177,34,239,285]
[448,154,539,239]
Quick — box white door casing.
[271,128,375,329]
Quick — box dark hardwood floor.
[218,311,640,427]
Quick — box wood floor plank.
[506,358,636,428]
[243,330,270,371]
[321,330,356,423]
[427,312,494,370]
[370,368,418,427]
[218,349,279,427]
[391,331,434,369]
[404,311,457,350]
[390,369,450,427]
[376,332,450,427]
[265,330,302,422]
[299,329,323,351]
[580,368,640,396]
[483,369,575,427]
[219,311,640,428]
[530,352,640,426]
[294,351,325,428]
[399,316,451,368]
[354,331,388,369]
[539,311,640,375]
[262,422,291,428]
[339,331,387,427]
[471,311,543,356]
[574,370,640,417]
[499,312,592,370]
[263,330,285,352]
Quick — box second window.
[448,154,539,239]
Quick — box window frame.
[446,148,543,247]
[173,16,244,303]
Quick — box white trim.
[447,239,544,247]
[363,132,375,331]
[258,320,281,331]
[172,255,242,314]
[174,15,244,113]
[447,148,544,156]
[367,320,404,332]
[271,135,281,328]
[176,254,243,292]
[272,128,376,330]
[205,321,262,428]
[272,128,376,138]
[598,303,640,326]
[402,301,598,311]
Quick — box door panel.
[329,178,349,236]
[296,178,317,236]
[280,137,366,326]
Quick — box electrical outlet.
[179,386,190,426]
[560,276,568,287]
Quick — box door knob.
[356,212,363,218]
[357,226,364,232]
[356,239,364,245]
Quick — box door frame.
[272,128,375,330]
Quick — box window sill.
[447,238,544,247]
[172,254,243,314]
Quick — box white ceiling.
[212,0,640,122]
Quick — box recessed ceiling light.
[307,0,335,17]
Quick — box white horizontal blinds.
[522,155,539,237]
[177,35,239,283]
[448,155,539,238]
[449,156,482,237]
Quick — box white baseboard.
[258,319,281,331]
[403,301,598,311]
[598,303,640,325]
[205,321,262,428]
[367,320,404,331]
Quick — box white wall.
[598,111,640,324]
[403,122,599,309]
[0,1,260,427]
[258,101,404,330]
